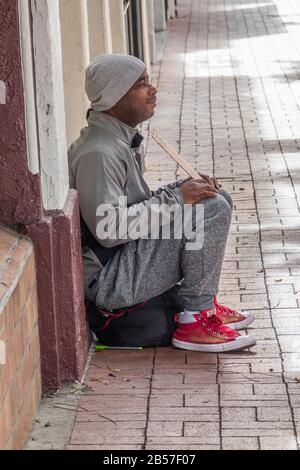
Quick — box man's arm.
[150,177,191,196]
[75,151,184,248]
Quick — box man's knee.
[203,193,232,225]
[218,188,233,210]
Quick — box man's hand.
[198,172,221,190]
[178,179,218,204]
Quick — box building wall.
[60,0,90,147]
[0,227,41,450]
[109,0,127,54]
[87,0,112,60]
[146,0,157,64]
[141,0,151,73]
[154,0,167,32]
[0,0,41,226]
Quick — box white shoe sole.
[172,334,256,353]
[226,312,255,330]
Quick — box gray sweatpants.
[88,189,233,311]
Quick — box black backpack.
[86,285,184,347]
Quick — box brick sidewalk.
[67,0,300,450]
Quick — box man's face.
[112,71,157,126]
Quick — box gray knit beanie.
[85,53,146,112]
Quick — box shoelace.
[214,298,238,317]
[200,312,224,335]
[200,312,237,338]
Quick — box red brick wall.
[0,227,41,449]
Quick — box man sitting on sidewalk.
[68,53,256,353]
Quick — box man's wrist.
[176,177,192,187]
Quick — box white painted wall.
[168,0,176,19]
[87,0,112,59]
[0,81,5,105]
[18,0,39,175]
[146,0,156,64]
[30,0,69,211]
[140,0,151,75]
[154,0,166,32]
[109,0,127,53]
[59,0,90,146]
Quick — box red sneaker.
[172,311,256,352]
[214,297,255,330]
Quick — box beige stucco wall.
[141,0,151,76]
[87,0,112,60]
[60,0,90,146]
[154,0,166,32]
[146,0,156,64]
[109,0,127,53]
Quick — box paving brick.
[221,398,289,408]
[145,444,221,450]
[151,383,218,391]
[222,407,256,422]
[149,407,220,422]
[278,335,300,353]
[185,352,217,364]
[289,395,300,407]
[184,394,218,407]
[222,437,259,450]
[250,361,283,374]
[282,353,300,371]
[79,395,148,410]
[76,413,147,423]
[70,422,145,445]
[152,373,184,385]
[184,422,220,437]
[149,394,183,407]
[184,373,217,384]
[151,384,218,394]
[222,422,294,432]
[67,445,143,450]
[219,363,251,373]
[250,340,281,356]
[147,436,220,446]
[253,384,287,395]
[220,383,253,395]
[146,422,183,437]
[257,407,293,422]
[259,436,298,450]
[222,427,296,438]
[154,365,217,373]
[219,372,283,384]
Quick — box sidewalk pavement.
[27,0,300,450]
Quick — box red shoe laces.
[200,311,237,337]
[214,298,236,316]
[200,312,224,334]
